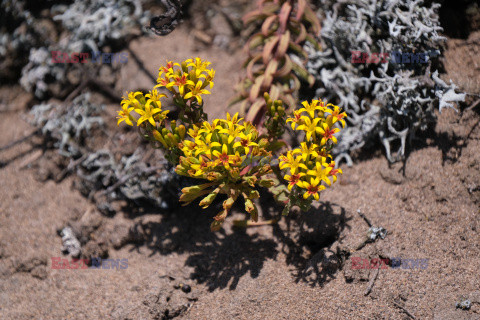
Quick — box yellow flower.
[136,100,162,126]
[155,76,170,88]
[233,132,258,154]
[189,156,212,177]
[284,172,305,191]
[218,118,244,144]
[286,110,303,130]
[121,91,143,108]
[224,112,242,126]
[166,73,194,96]
[187,125,200,139]
[296,116,320,141]
[298,100,323,118]
[317,122,340,146]
[197,120,221,142]
[181,140,197,157]
[158,60,179,78]
[193,139,211,157]
[292,142,319,161]
[199,69,215,88]
[297,177,326,200]
[279,151,308,174]
[326,105,347,128]
[184,81,211,104]
[326,162,343,183]
[307,162,332,186]
[212,144,239,169]
[155,110,170,123]
[145,89,166,105]
[116,104,134,126]
[186,57,211,76]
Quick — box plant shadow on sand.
[260,193,351,288]
[122,187,351,291]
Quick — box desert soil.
[1,18,480,320]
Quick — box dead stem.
[233,216,281,228]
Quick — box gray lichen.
[367,226,387,241]
[29,93,104,157]
[29,93,180,210]
[455,298,472,310]
[0,0,56,82]
[52,0,150,50]
[76,148,178,209]
[20,47,71,100]
[18,0,151,99]
[307,0,466,163]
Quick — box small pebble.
[181,284,191,293]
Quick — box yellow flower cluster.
[116,56,348,229]
[117,90,170,127]
[155,58,215,105]
[176,112,271,182]
[175,112,274,230]
[280,99,347,200]
[117,58,215,129]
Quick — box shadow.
[119,185,350,290]
[395,113,478,170]
[427,117,479,166]
[270,200,351,287]
[185,230,277,291]
[123,199,277,291]
[126,47,157,85]
[434,130,464,165]
[0,147,37,169]
[439,0,477,39]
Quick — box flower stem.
[233,216,281,227]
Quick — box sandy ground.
[1,21,480,320]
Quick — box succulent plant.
[231,0,321,125]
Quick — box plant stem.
[233,216,281,227]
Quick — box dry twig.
[364,263,380,296]
[357,209,372,227]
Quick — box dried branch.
[364,265,380,296]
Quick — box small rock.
[166,290,191,318]
[59,227,82,257]
[143,287,169,319]
[71,208,104,242]
[181,284,191,293]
